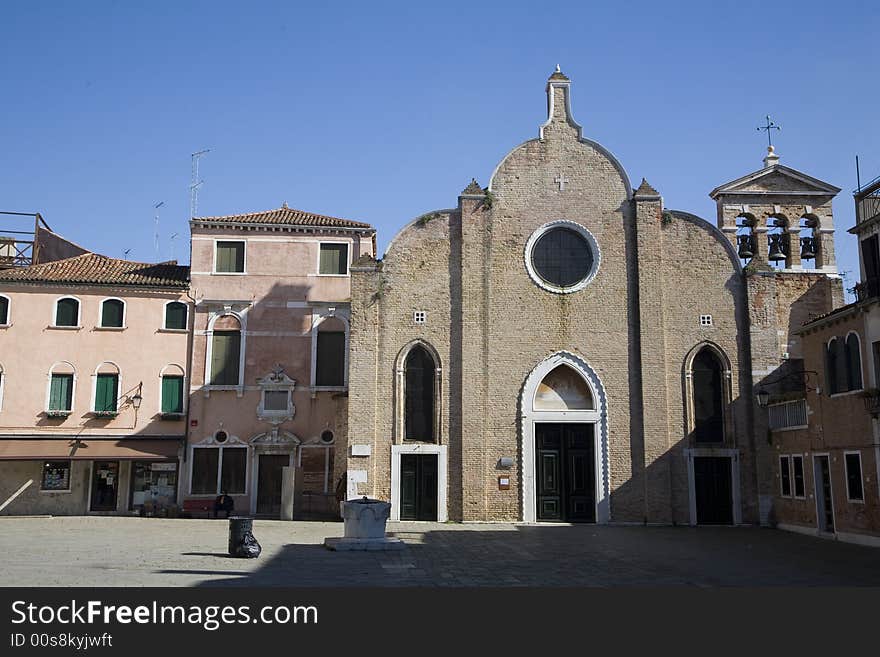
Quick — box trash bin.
[228,516,261,558]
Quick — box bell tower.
[710,146,841,273]
[710,147,845,525]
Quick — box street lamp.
[130,382,143,410]
[755,388,771,408]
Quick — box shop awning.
[0,438,182,460]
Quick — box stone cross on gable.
[555,173,570,191]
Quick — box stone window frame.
[310,310,350,392]
[51,295,82,329]
[188,432,249,497]
[316,241,351,277]
[394,339,442,445]
[204,309,247,392]
[162,300,189,332]
[523,220,601,295]
[159,363,187,417]
[212,239,247,275]
[700,315,713,327]
[46,361,77,415]
[683,342,733,446]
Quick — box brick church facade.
[343,68,844,525]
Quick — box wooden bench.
[181,499,213,518]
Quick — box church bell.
[737,234,755,260]
[768,234,786,262]
[800,236,817,260]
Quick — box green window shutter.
[165,302,187,330]
[101,300,124,327]
[216,242,244,273]
[316,331,345,386]
[210,331,241,385]
[0,297,8,325]
[49,374,73,411]
[319,244,348,275]
[95,374,118,412]
[162,376,184,413]
[55,298,79,326]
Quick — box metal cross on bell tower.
[757,115,781,148]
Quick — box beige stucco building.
[344,68,844,525]
[183,206,374,518]
[0,224,191,515]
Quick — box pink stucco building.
[183,206,375,518]
[0,219,191,515]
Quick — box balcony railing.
[856,176,880,225]
[854,277,880,302]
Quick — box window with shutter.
[215,241,245,273]
[319,243,348,275]
[779,456,791,497]
[55,298,79,327]
[210,331,241,385]
[845,334,863,391]
[220,448,246,494]
[161,376,184,413]
[165,302,187,330]
[49,374,74,411]
[101,299,124,327]
[95,374,118,412]
[845,453,864,501]
[0,296,8,325]
[191,448,219,494]
[316,331,345,386]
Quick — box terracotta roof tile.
[0,253,189,288]
[193,206,372,229]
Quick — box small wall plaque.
[350,445,371,457]
[498,476,510,490]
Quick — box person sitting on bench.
[213,492,234,518]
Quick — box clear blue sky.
[2,1,878,293]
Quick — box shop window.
[130,462,178,511]
[41,461,71,491]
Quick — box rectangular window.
[191,448,219,494]
[41,461,71,491]
[210,331,241,385]
[413,311,426,324]
[161,376,184,414]
[215,241,245,273]
[700,314,713,327]
[779,456,791,497]
[130,461,178,510]
[319,243,348,275]
[791,455,805,497]
[845,452,864,502]
[48,374,74,411]
[220,448,246,494]
[263,390,288,411]
[94,374,118,412]
[316,331,345,386]
[0,296,8,325]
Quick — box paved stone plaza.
[1,517,878,587]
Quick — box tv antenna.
[169,232,179,262]
[189,149,210,218]
[153,201,164,261]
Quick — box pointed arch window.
[690,347,726,444]
[405,345,436,442]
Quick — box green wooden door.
[400,454,438,521]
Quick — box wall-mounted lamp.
[129,382,143,410]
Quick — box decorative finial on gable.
[548,65,570,82]
[763,145,780,169]
[461,178,484,195]
[282,201,288,209]
[555,64,561,73]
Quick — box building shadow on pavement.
[179,524,880,588]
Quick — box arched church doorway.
[520,352,608,523]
